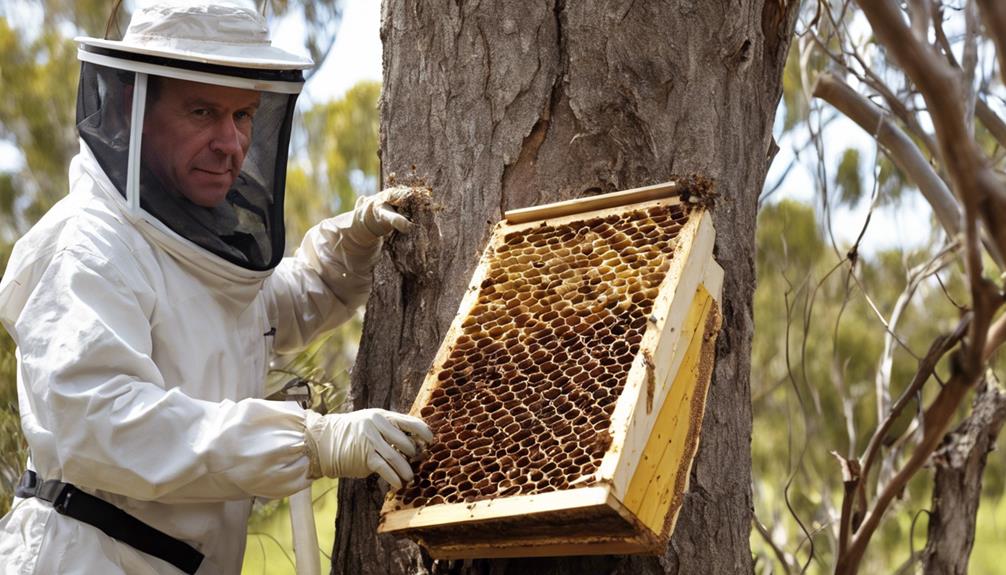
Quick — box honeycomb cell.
[393,203,692,508]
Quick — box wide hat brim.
[76,36,314,71]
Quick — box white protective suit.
[0,141,388,574]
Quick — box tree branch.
[833,451,861,558]
[852,313,969,539]
[976,99,1006,151]
[873,248,955,428]
[976,0,1006,88]
[857,0,1006,260]
[922,376,1006,574]
[981,311,1006,362]
[806,30,939,158]
[932,10,1006,154]
[852,54,939,159]
[812,72,961,237]
[908,0,931,42]
[962,1,980,137]
[838,367,974,574]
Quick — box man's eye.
[235,110,255,122]
[191,108,210,118]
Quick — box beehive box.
[378,181,723,559]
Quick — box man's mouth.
[195,168,232,176]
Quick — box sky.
[272,0,382,105]
[765,104,937,256]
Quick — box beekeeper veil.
[74,2,312,271]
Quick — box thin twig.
[831,269,859,457]
[782,279,818,574]
[753,514,796,575]
[846,269,921,361]
[813,72,962,238]
[890,509,928,575]
[874,245,958,425]
[853,313,969,527]
[934,267,966,311]
[247,531,298,570]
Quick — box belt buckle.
[34,478,73,512]
[52,485,74,513]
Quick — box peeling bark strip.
[922,379,1006,575]
[333,1,799,574]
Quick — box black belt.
[16,470,204,574]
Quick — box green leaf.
[835,147,863,206]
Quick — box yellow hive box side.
[617,257,723,522]
[624,284,721,538]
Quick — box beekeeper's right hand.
[304,409,433,489]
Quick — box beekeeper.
[0,3,431,574]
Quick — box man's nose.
[209,116,246,158]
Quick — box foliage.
[0,9,83,238]
[834,148,862,206]
[752,1,1006,571]
[750,200,1003,573]
[286,80,381,243]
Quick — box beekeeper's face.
[141,76,261,207]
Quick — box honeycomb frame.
[378,181,723,559]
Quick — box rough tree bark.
[333,1,799,574]
[922,379,1006,574]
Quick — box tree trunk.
[332,1,799,574]
[922,379,1006,575]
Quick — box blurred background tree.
[2,1,1005,574]
[751,2,1006,573]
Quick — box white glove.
[306,187,416,288]
[351,187,414,239]
[303,409,433,489]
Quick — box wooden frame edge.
[503,181,684,224]
[379,485,613,533]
